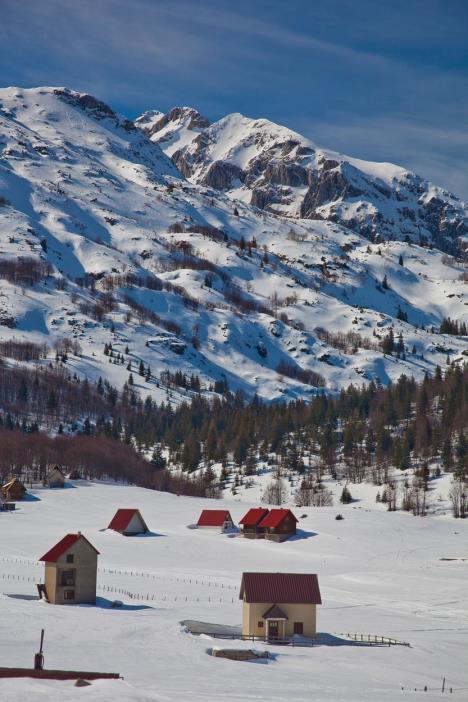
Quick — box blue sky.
[1,0,467,198]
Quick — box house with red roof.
[38,532,99,605]
[240,572,321,640]
[107,508,149,535]
[258,508,298,542]
[239,508,270,538]
[196,509,234,532]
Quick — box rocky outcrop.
[138,107,467,252]
[301,168,359,216]
[147,107,210,138]
[201,161,244,190]
[54,89,136,132]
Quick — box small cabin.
[257,508,298,542]
[196,509,234,532]
[46,466,66,488]
[38,532,99,605]
[2,477,27,501]
[107,508,149,535]
[239,508,269,538]
[240,572,321,640]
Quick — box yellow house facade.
[39,532,99,605]
[240,572,321,640]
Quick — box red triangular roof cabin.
[196,509,234,530]
[107,508,149,535]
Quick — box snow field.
[0,481,467,701]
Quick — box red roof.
[240,572,321,604]
[258,508,298,528]
[39,533,99,562]
[197,509,232,527]
[107,508,148,532]
[239,508,270,526]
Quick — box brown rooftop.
[240,572,321,605]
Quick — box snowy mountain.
[142,107,468,252]
[0,86,466,404]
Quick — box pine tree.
[181,433,201,472]
[396,307,408,322]
[382,329,394,355]
[151,445,166,470]
[340,485,353,504]
[441,436,453,472]
[18,379,28,403]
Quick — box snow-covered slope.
[144,108,468,251]
[136,106,210,158]
[0,87,466,404]
[0,481,467,701]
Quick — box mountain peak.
[135,105,210,157]
[136,106,210,134]
[139,105,467,250]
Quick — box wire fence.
[97,584,236,603]
[0,557,237,588]
[0,557,238,604]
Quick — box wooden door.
[268,620,279,640]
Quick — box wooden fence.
[336,632,411,647]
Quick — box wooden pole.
[34,629,45,670]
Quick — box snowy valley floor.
[0,481,467,701]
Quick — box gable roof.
[262,604,289,620]
[39,533,99,562]
[258,508,298,528]
[240,572,321,604]
[108,508,148,532]
[197,509,232,527]
[239,508,269,526]
[47,466,65,478]
[2,477,26,491]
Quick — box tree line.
[0,357,466,509]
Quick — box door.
[293,622,303,635]
[267,620,279,640]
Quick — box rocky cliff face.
[141,109,468,254]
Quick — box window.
[66,554,74,564]
[64,590,75,601]
[293,622,303,635]
[257,621,264,628]
[59,569,75,586]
